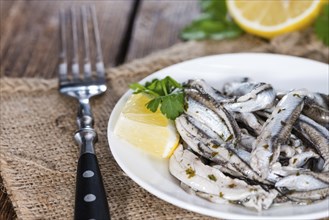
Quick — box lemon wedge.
[226,0,323,39]
[114,93,180,158]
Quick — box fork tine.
[70,7,80,80]
[81,6,92,79]
[90,5,105,79]
[59,9,68,81]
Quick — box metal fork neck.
[77,98,94,128]
[75,98,97,155]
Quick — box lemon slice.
[114,93,180,158]
[226,0,323,39]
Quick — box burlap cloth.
[1,30,328,219]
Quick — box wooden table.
[0,0,200,218]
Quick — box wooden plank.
[0,0,133,78]
[0,0,16,22]
[126,0,200,62]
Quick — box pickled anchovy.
[307,158,325,172]
[195,191,230,205]
[235,148,251,164]
[196,189,278,211]
[185,89,241,143]
[177,113,221,142]
[298,115,329,171]
[223,78,254,97]
[266,162,303,183]
[276,174,329,191]
[185,96,231,141]
[291,124,319,154]
[255,109,272,120]
[299,171,329,184]
[310,92,329,110]
[212,164,245,179]
[286,187,329,201]
[175,114,231,163]
[276,90,288,100]
[180,182,198,195]
[250,91,305,179]
[233,112,263,135]
[281,134,304,156]
[239,132,256,152]
[278,91,328,109]
[175,115,272,185]
[185,79,226,102]
[303,97,329,127]
[169,145,278,211]
[280,145,296,158]
[222,83,276,112]
[286,134,303,148]
[289,151,319,168]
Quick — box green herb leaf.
[160,93,185,120]
[200,0,227,20]
[129,83,146,94]
[181,0,244,41]
[145,79,163,96]
[315,4,329,46]
[129,76,185,120]
[146,97,162,112]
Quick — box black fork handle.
[74,153,110,220]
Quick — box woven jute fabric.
[0,30,328,220]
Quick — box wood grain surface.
[127,0,199,61]
[0,0,199,219]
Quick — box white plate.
[108,53,329,219]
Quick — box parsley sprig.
[181,0,243,41]
[129,76,185,120]
[315,4,329,46]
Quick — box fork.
[58,6,110,219]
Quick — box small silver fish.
[266,162,303,183]
[299,171,329,184]
[303,97,329,127]
[175,114,272,185]
[280,145,296,158]
[250,90,305,179]
[223,78,253,97]
[233,112,263,136]
[288,151,319,168]
[275,174,329,191]
[184,96,231,142]
[309,92,329,110]
[239,132,256,152]
[298,115,329,171]
[169,145,278,211]
[286,187,329,202]
[185,88,241,143]
[185,79,226,102]
[222,83,276,112]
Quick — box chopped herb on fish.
[185,167,196,178]
[228,183,237,188]
[208,174,217,181]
